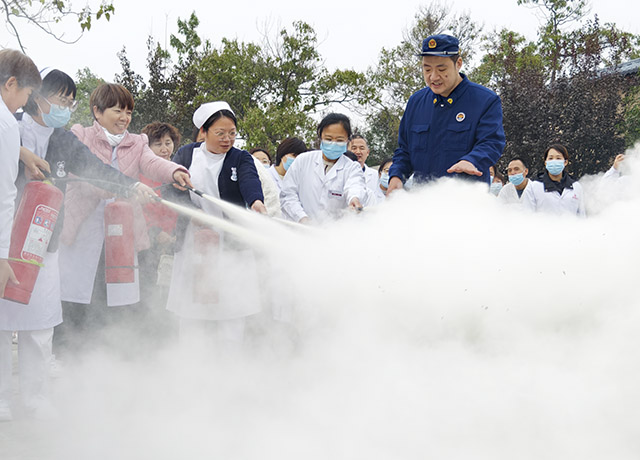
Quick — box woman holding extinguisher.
[0,68,163,420]
[54,83,192,356]
[166,101,266,350]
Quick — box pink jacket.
[61,121,188,251]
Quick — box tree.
[484,8,640,178]
[69,67,104,127]
[1,0,114,52]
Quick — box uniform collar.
[432,73,469,107]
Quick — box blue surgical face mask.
[263,163,270,170]
[42,103,71,128]
[379,172,390,189]
[546,159,565,176]
[320,140,347,160]
[509,172,525,186]
[490,182,503,196]
[283,156,295,171]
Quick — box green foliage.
[69,67,104,127]
[489,6,640,178]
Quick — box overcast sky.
[2,0,639,82]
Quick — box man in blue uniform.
[387,34,505,193]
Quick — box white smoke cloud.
[3,148,640,459]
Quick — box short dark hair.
[544,143,569,162]
[317,112,352,139]
[90,83,134,119]
[24,69,76,117]
[250,148,272,164]
[378,157,393,175]
[202,109,237,133]
[490,164,505,184]
[508,156,529,170]
[448,54,460,64]
[0,49,40,89]
[275,137,307,166]
[141,122,181,146]
[344,150,358,162]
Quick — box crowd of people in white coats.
[0,47,629,423]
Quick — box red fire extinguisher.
[4,181,64,304]
[104,200,135,283]
[193,228,220,304]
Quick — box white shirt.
[268,164,284,193]
[522,179,586,217]
[497,180,531,205]
[0,99,20,258]
[252,157,282,218]
[280,150,367,223]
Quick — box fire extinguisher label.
[22,205,59,263]
[107,224,124,237]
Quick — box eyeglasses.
[39,93,79,112]
[212,131,237,140]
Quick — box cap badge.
[428,39,437,49]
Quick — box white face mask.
[102,126,126,147]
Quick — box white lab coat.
[522,179,586,217]
[280,150,367,223]
[363,164,379,193]
[58,137,142,307]
[0,114,62,331]
[268,165,284,194]
[0,98,20,260]
[497,180,531,205]
[252,156,281,218]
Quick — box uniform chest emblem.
[56,160,67,178]
[231,167,238,181]
[456,112,466,122]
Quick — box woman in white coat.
[522,144,586,217]
[280,113,366,224]
[0,49,40,422]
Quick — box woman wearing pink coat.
[56,83,192,356]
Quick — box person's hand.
[172,170,193,191]
[156,231,175,245]
[386,176,404,195]
[613,154,625,170]
[132,182,157,204]
[0,259,18,298]
[251,200,267,214]
[20,146,50,180]
[299,216,310,225]
[447,160,482,176]
[349,197,363,212]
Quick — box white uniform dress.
[0,111,58,417]
[166,145,261,344]
[58,142,140,307]
[522,179,586,217]
[280,150,367,223]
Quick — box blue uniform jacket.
[389,74,505,184]
[170,142,264,208]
